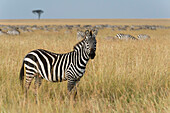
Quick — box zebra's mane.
[73,38,86,50]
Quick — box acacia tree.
[32,10,44,20]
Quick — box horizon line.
[0,18,170,20]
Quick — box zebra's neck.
[73,39,89,66]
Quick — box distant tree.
[32,9,44,20]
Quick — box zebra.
[77,31,85,40]
[19,29,97,102]
[7,28,20,35]
[137,34,150,40]
[115,33,137,40]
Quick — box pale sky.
[0,0,170,19]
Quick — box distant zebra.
[115,33,137,40]
[7,28,20,35]
[77,31,85,40]
[19,30,97,102]
[137,34,150,40]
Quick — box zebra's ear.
[85,30,90,36]
[93,29,98,36]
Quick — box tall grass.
[0,28,169,113]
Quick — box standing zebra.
[115,33,137,40]
[19,30,97,102]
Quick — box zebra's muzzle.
[89,49,96,59]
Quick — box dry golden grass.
[0,20,170,112]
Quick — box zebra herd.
[77,31,150,41]
[19,29,97,102]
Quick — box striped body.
[115,33,137,40]
[24,42,89,83]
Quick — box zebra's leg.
[74,81,80,98]
[67,79,79,99]
[34,74,42,104]
[24,73,34,100]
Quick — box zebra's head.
[84,30,97,59]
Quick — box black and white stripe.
[19,30,97,100]
[115,33,137,40]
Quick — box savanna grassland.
[0,19,169,113]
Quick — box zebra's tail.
[19,61,24,90]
